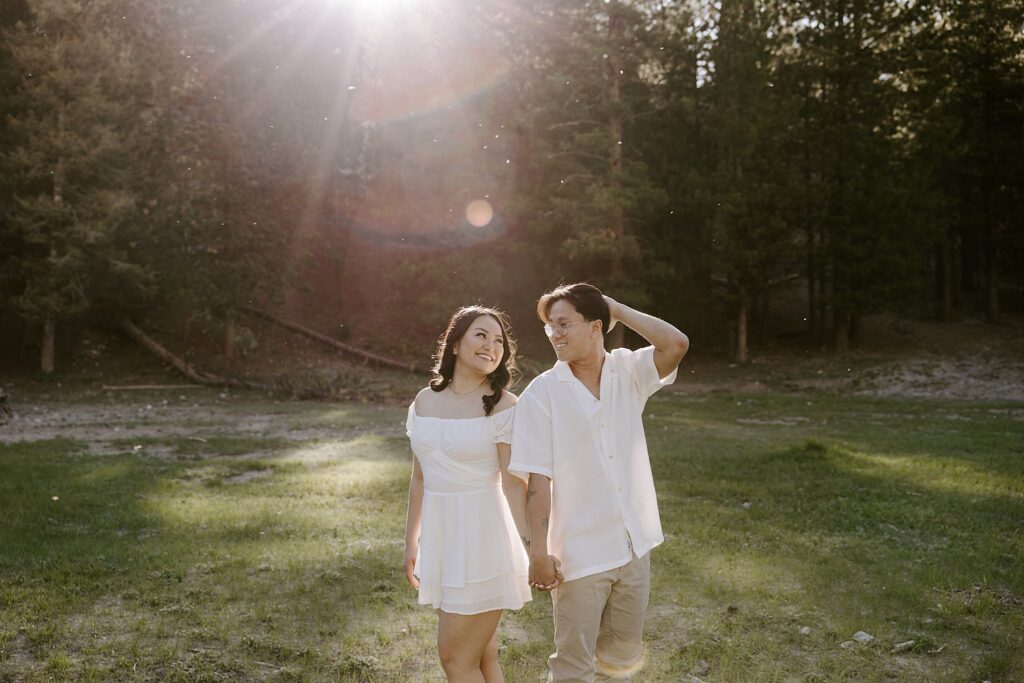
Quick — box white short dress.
[407,403,532,615]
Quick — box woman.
[404,306,531,682]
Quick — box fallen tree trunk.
[102,384,203,391]
[236,305,424,374]
[117,319,277,392]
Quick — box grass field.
[1,389,1022,681]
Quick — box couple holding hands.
[404,283,689,682]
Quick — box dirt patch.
[852,354,1024,401]
[5,631,34,669]
[669,313,1024,402]
[0,390,405,458]
[223,469,273,484]
[736,416,811,426]
[669,381,771,395]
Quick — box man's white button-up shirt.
[509,346,677,582]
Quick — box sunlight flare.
[465,199,494,227]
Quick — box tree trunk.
[605,0,625,350]
[1019,247,1024,311]
[224,310,237,359]
[834,310,850,351]
[41,316,56,374]
[42,110,64,376]
[849,311,862,343]
[939,240,953,322]
[236,305,424,373]
[735,297,748,363]
[986,244,999,323]
[756,290,770,346]
[960,221,978,298]
[807,223,818,344]
[118,318,275,391]
[801,94,818,347]
[699,266,713,348]
[817,288,828,348]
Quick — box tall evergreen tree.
[777,0,924,348]
[705,0,801,360]
[1,0,151,372]
[634,1,716,347]
[913,0,1024,322]
[503,1,666,321]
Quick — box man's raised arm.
[605,296,689,379]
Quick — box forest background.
[1,0,1022,376]
[1,3,1023,680]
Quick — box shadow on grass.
[0,435,441,681]
[650,432,1024,682]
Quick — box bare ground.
[673,313,1024,402]
[0,390,406,451]
[2,312,1021,448]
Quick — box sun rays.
[203,0,517,243]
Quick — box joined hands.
[529,554,565,592]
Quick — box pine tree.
[632,1,715,347]
[705,0,802,360]
[777,0,925,348]
[1,0,151,372]
[514,1,668,345]
[913,0,1024,322]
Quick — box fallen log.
[102,384,203,391]
[236,305,425,374]
[0,387,12,422]
[117,319,277,392]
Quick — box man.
[510,283,689,682]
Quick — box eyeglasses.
[544,320,589,338]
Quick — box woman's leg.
[437,609,503,683]
[480,630,504,683]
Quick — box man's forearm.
[526,473,552,558]
[610,299,688,352]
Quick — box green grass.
[1,392,1022,681]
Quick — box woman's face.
[453,315,505,377]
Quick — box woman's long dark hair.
[430,306,518,415]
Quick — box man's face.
[546,299,600,362]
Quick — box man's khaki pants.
[547,553,651,683]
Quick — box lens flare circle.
[465,199,494,228]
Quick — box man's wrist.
[604,296,620,318]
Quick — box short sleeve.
[508,382,553,483]
[619,346,678,399]
[405,402,416,438]
[491,406,515,444]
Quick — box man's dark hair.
[536,283,610,334]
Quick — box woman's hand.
[404,542,420,589]
[529,554,564,591]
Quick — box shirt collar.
[553,353,616,381]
